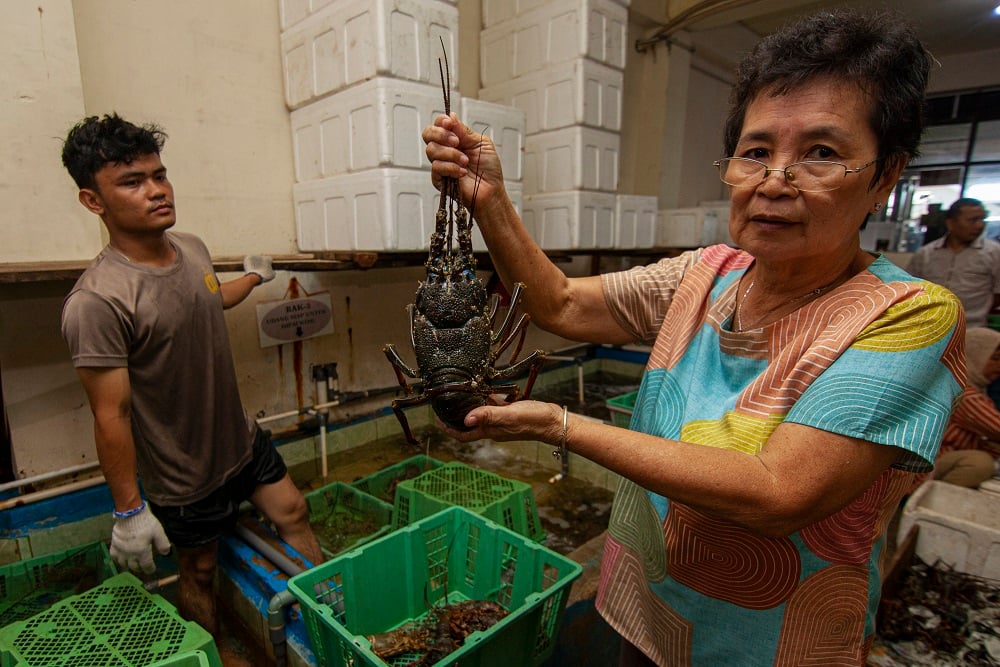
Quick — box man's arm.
[76,366,142,511]
[77,366,170,572]
[220,273,262,309]
[219,255,274,309]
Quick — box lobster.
[382,49,545,447]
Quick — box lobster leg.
[389,392,435,447]
[491,282,525,344]
[384,344,421,394]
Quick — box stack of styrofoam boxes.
[656,207,719,249]
[459,97,527,251]
[656,198,736,249]
[279,0,461,251]
[479,0,655,251]
[699,199,732,246]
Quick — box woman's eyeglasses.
[713,157,877,193]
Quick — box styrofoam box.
[290,78,451,181]
[479,58,623,134]
[616,195,658,249]
[280,0,459,110]
[471,181,523,252]
[898,481,1000,579]
[522,190,617,250]
[294,168,440,251]
[482,0,628,26]
[480,0,627,88]
[523,125,619,194]
[656,207,719,248]
[280,0,457,31]
[698,199,732,245]
[460,98,526,183]
[481,0,546,28]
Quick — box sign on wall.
[255,291,334,348]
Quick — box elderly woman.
[423,9,962,666]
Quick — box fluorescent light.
[995,4,1000,16]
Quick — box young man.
[908,197,1000,328]
[59,114,322,648]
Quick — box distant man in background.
[908,197,1000,329]
[59,113,322,663]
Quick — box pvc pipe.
[0,460,101,493]
[233,524,307,667]
[267,589,298,667]
[233,523,305,579]
[256,399,346,425]
[0,475,105,511]
[318,412,328,481]
[143,573,180,592]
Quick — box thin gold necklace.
[735,276,841,332]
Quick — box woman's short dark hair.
[723,9,931,190]
[61,113,167,190]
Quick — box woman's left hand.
[441,400,565,446]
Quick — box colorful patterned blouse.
[596,245,963,666]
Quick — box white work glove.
[110,502,171,574]
[243,255,275,284]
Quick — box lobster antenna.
[467,134,484,223]
[438,37,451,116]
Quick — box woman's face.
[728,78,901,266]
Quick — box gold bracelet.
[552,405,568,460]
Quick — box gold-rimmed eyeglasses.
[713,157,877,193]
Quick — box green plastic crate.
[306,481,394,558]
[394,462,546,543]
[0,572,222,667]
[350,455,445,503]
[149,650,211,667]
[0,542,117,628]
[606,390,637,428]
[287,506,582,667]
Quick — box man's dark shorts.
[149,428,287,548]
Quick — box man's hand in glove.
[110,502,171,574]
[243,255,275,284]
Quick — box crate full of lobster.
[287,506,582,666]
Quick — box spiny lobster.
[382,49,545,447]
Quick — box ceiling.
[685,0,1000,58]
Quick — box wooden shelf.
[0,248,687,284]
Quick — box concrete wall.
[1,1,99,262]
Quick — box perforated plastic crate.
[394,462,545,543]
[306,482,394,558]
[350,455,445,503]
[0,572,222,667]
[0,542,117,628]
[149,650,212,667]
[606,389,637,428]
[287,506,582,667]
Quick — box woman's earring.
[873,202,883,212]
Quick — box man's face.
[983,344,1000,384]
[80,153,175,236]
[946,204,987,245]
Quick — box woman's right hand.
[439,400,566,448]
[422,113,507,214]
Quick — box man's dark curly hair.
[61,113,167,190]
[723,9,931,191]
